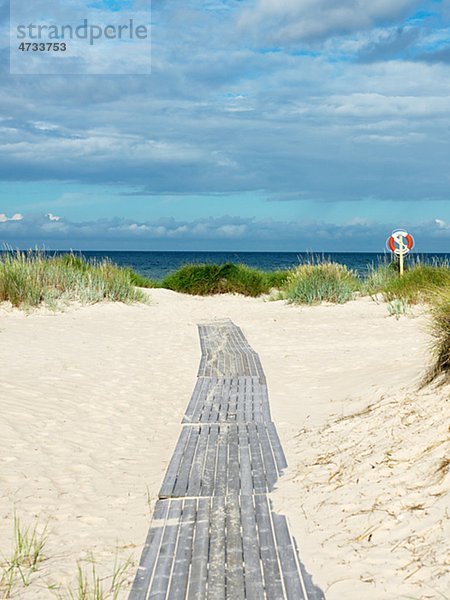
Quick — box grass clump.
[0,251,147,308]
[426,290,450,383]
[121,267,158,289]
[284,262,359,305]
[386,298,410,319]
[161,263,287,297]
[364,259,450,304]
[56,555,132,600]
[0,513,47,597]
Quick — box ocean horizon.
[15,250,449,280]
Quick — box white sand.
[0,290,448,598]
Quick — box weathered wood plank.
[172,426,199,497]
[128,501,169,599]
[266,420,288,472]
[167,499,197,599]
[148,500,182,599]
[226,494,245,599]
[158,428,190,499]
[207,496,226,599]
[227,425,240,494]
[187,498,210,599]
[256,423,279,490]
[238,427,254,497]
[271,511,306,600]
[183,378,205,424]
[254,494,284,599]
[240,494,265,600]
[248,422,268,494]
[201,425,218,496]
[215,425,228,496]
[187,426,209,497]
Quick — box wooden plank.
[240,495,265,600]
[244,379,254,423]
[167,499,197,599]
[227,425,240,494]
[218,378,230,421]
[215,425,228,496]
[183,379,204,424]
[225,494,245,599]
[172,427,199,497]
[238,426,253,497]
[128,500,169,599]
[266,421,288,472]
[187,498,210,599]
[207,496,226,599]
[256,423,279,491]
[248,422,267,494]
[254,495,284,599]
[200,424,218,496]
[149,500,183,599]
[271,511,305,600]
[187,426,209,497]
[159,428,190,499]
[236,379,246,423]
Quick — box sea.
[51,251,450,280]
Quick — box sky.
[0,0,450,251]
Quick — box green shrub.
[285,262,359,305]
[0,251,147,308]
[161,263,286,297]
[264,270,291,289]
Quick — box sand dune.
[0,290,447,598]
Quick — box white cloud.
[435,218,448,229]
[45,213,61,221]
[0,213,448,252]
[239,0,421,44]
[0,213,24,222]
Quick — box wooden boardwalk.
[130,319,325,600]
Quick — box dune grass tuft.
[56,555,132,600]
[426,290,450,383]
[283,261,359,305]
[364,259,450,304]
[0,513,47,597]
[161,262,288,297]
[0,251,147,308]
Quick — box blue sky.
[1,0,450,251]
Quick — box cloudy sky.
[1,0,450,251]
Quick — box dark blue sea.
[50,251,449,280]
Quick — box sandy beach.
[0,290,448,599]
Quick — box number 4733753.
[18,42,67,52]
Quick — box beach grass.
[0,251,147,308]
[283,261,359,305]
[364,259,450,303]
[0,513,47,597]
[161,262,289,297]
[121,267,158,289]
[1,252,449,313]
[426,290,450,383]
[56,556,132,600]
[158,257,448,306]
